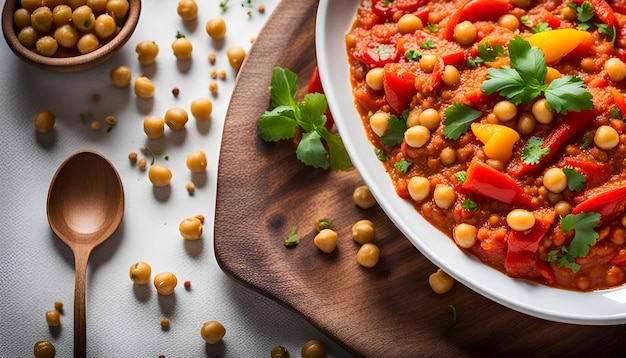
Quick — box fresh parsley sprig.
[548,211,601,272]
[481,36,594,114]
[521,137,550,165]
[258,67,353,171]
[443,102,482,140]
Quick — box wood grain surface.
[214,0,626,356]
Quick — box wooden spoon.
[46,150,124,358]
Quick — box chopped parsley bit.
[563,167,586,192]
[532,22,551,33]
[405,49,422,61]
[580,135,591,149]
[140,146,163,166]
[284,226,300,247]
[467,42,505,68]
[520,15,531,27]
[427,24,438,33]
[448,304,458,329]
[219,0,229,12]
[374,148,387,161]
[461,198,479,211]
[380,112,408,146]
[316,218,332,231]
[521,137,550,165]
[548,212,601,272]
[394,158,412,173]
[420,40,436,49]
[454,170,467,184]
[569,1,616,44]
[442,102,482,140]
[610,107,623,119]
[481,36,594,114]
[176,31,186,39]
[374,45,393,61]
[257,67,352,171]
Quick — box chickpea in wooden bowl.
[2,0,141,72]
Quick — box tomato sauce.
[347,0,626,291]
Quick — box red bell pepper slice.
[505,210,556,280]
[383,62,419,114]
[372,0,429,20]
[510,110,596,178]
[572,185,626,223]
[571,0,615,27]
[444,0,511,41]
[306,67,334,130]
[612,88,626,117]
[462,160,539,209]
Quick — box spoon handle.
[74,251,89,358]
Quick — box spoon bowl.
[47,150,124,357]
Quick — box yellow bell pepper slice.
[529,29,593,64]
[471,122,520,163]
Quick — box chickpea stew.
[346,0,626,291]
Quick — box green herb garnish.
[521,137,550,165]
[427,24,438,33]
[258,67,352,171]
[380,113,408,146]
[442,102,482,140]
[374,148,387,161]
[454,170,467,184]
[284,226,300,247]
[374,45,393,61]
[548,212,601,272]
[462,198,479,211]
[481,36,594,114]
[394,158,412,173]
[420,40,436,49]
[448,305,458,329]
[405,49,422,61]
[563,167,586,192]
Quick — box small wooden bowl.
[2,0,141,72]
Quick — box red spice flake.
[184,280,191,289]
[172,87,180,97]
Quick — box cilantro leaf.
[318,126,353,171]
[454,170,467,183]
[421,40,436,49]
[374,45,393,61]
[395,158,412,173]
[443,102,482,140]
[296,131,329,169]
[380,114,407,146]
[462,198,479,211]
[375,148,387,161]
[560,211,601,260]
[477,41,505,62]
[284,226,300,247]
[544,76,594,114]
[562,167,586,192]
[257,106,299,141]
[269,67,297,108]
[521,137,550,164]
[508,36,547,84]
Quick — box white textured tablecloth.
[0,1,351,356]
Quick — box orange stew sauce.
[346,0,626,291]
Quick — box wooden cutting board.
[214,0,626,356]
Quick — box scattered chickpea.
[148,164,173,187]
[105,115,116,126]
[184,280,191,289]
[138,158,147,170]
[90,120,102,131]
[33,110,55,133]
[143,116,165,139]
[258,4,265,13]
[134,76,156,99]
[179,217,203,240]
[110,65,132,88]
[353,185,377,209]
[177,0,198,21]
[226,46,246,70]
[129,261,152,285]
[186,150,208,173]
[33,340,56,358]
[190,98,213,120]
[429,268,455,294]
[208,52,217,64]
[352,220,375,244]
[172,33,193,60]
[54,301,63,312]
[356,243,380,268]
[153,272,178,295]
[206,17,227,39]
[314,229,338,253]
[210,67,218,79]
[164,107,189,131]
[217,69,227,80]
[135,40,159,65]
[200,320,226,344]
[209,80,219,94]
[45,309,60,327]
[160,317,170,329]
[270,346,289,358]
[186,182,196,194]
[301,340,325,358]
[195,214,205,224]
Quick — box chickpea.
[271,346,289,358]
[160,317,170,328]
[76,33,99,54]
[408,176,430,202]
[177,0,198,21]
[517,113,536,135]
[33,340,56,358]
[353,185,377,209]
[94,13,116,38]
[110,65,132,88]
[143,116,165,139]
[314,229,338,253]
[301,340,325,358]
[71,5,94,32]
[138,158,147,170]
[190,98,213,120]
[205,17,227,39]
[33,110,55,133]
[54,301,63,311]
[179,217,203,240]
[497,14,520,31]
[134,76,155,99]
[208,80,218,94]
[404,125,430,148]
[440,147,457,165]
[352,219,375,244]
[164,107,189,131]
[87,0,107,11]
[543,167,567,193]
[406,108,420,127]
[397,14,423,34]
[554,200,572,217]
[45,309,60,327]
[594,125,620,150]
[200,320,226,344]
[606,265,625,287]
[185,150,207,173]
[35,36,58,56]
[13,8,31,28]
[442,65,460,87]
[532,98,553,124]
[227,46,246,70]
[418,108,440,130]
[453,223,477,248]
[369,111,390,137]
[512,0,531,8]
[105,0,129,20]
[172,34,193,60]
[560,5,577,21]
[18,26,38,48]
[433,184,455,209]
[52,5,72,26]
[419,54,438,73]
[153,272,177,295]
[148,164,172,187]
[67,0,87,9]
[605,57,626,82]
[186,182,196,194]
[356,243,380,268]
[453,21,477,46]
[429,268,455,294]
[493,100,517,122]
[365,67,384,91]
[54,24,79,48]
[105,115,116,126]
[129,261,152,285]
[506,209,536,231]
[31,6,53,32]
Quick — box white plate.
[316,0,626,325]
